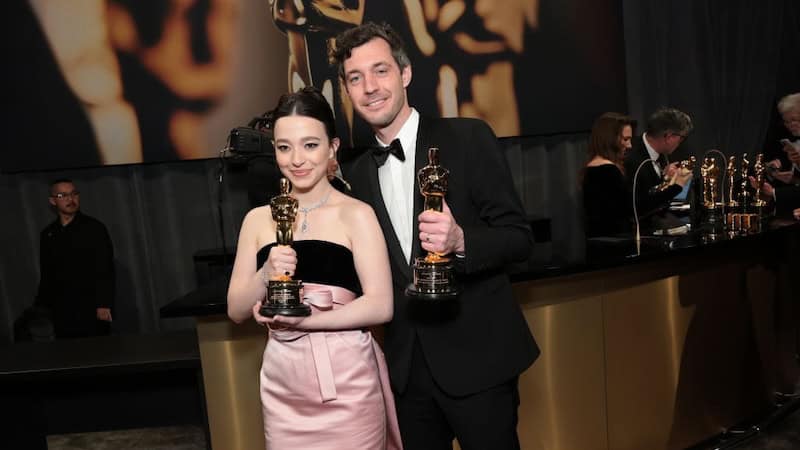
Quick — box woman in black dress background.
[582,112,637,237]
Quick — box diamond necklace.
[298,189,332,234]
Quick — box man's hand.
[670,167,693,187]
[772,170,795,184]
[783,141,800,165]
[96,307,112,322]
[664,162,679,179]
[418,199,465,255]
[749,176,774,200]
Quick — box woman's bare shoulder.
[586,157,615,167]
[335,194,377,221]
[243,205,272,223]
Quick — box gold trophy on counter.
[752,153,768,212]
[700,157,721,209]
[260,178,310,317]
[738,153,752,210]
[726,156,738,209]
[405,147,460,301]
[684,156,697,172]
[727,153,762,234]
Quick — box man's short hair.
[777,93,800,115]
[645,107,694,137]
[331,22,411,81]
[49,178,74,193]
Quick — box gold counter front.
[196,250,794,449]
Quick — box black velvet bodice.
[583,164,633,237]
[256,240,362,296]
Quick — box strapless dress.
[256,240,401,449]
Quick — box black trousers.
[395,339,521,450]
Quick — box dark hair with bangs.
[266,87,337,140]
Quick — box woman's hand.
[262,245,297,280]
[252,302,307,328]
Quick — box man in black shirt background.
[35,179,115,339]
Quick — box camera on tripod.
[224,109,350,200]
[226,114,273,157]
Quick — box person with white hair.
[754,93,800,215]
[765,93,800,184]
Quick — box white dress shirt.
[642,132,665,177]
[377,108,419,263]
[789,137,800,172]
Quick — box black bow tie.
[371,138,405,167]
[656,154,668,170]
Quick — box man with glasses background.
[624,107,694,230]
[34,179,115,339]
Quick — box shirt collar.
[375,108,419,160]
[642,132,662,162]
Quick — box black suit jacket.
[624,136,683,218]
[775,185,800,216]
[763,132,800,188]
[342,116,539,397]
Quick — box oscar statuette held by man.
[406,147,461,300]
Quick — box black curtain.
[2,0,799,343]
[0,160,252,344]
[624,0,799,161]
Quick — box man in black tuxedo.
[752,93,800,216]
[763,93,800,186]
[334,22,538,450]
[624,108,694,228]
[752,178,800,217]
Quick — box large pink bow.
[269,283,356,402]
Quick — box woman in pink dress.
[227,87,402,449]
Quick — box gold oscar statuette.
[752,153,768,210]
[738,153,752,211]
[700,157,721,209]
[260,178,310,317]
[726,156,738,208]
[405,147,460,300]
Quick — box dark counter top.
[510,217,800,283]
[160,217,800,318]
[160,275,230,319]
[0,329,199,382]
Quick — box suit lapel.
[365,156,413,281]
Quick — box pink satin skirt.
[260,283,402,450]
